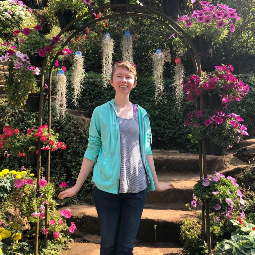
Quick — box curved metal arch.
[39,3,202,182]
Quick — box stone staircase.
[59,146,251,254]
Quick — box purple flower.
[214,216,220,223]
[225,198,232,203]
[212,191,219,195]
[191,200,197,208]
[212,175,220,182]
[83,0,91,4]
[38,49,45,57]
[23,28,31,36]
[213,204,221,210]
[214,116,224,124]
[216,20,225,28]
[185,21,193,28]
[203,178,210,186]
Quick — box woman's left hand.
[155,182,175,192]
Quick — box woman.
[58,61,174,255]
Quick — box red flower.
[52,36,60,43]
[6,49,15,56]
[40,136,48,142]
[44,46,52,53]
[238,217,244,225]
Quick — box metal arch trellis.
[35,3,211,255]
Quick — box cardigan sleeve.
[84,108,102,162]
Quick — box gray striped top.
[118,109,147,193]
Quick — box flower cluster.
[0,167,77,254]
[177,1,240,40]
[182,65,249,105]
[184,109,248,148]
[191,172,244,223]
[0,124,66,157]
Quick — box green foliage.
[180,219,207,255]
[0,169,15,202]
[214,219,255,255]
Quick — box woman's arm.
[146,154,174,191]
[58,158,95,199]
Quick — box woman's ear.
[133,80,137,88]
[110,79,113,87]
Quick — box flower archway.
[37,3,213,254]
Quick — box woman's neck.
[114,97,133,119]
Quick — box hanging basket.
[205,140,223,156]
[161,0,180,19]
[203,93,221,108]
[192,36,212,56]
[26,93,43,112]
[56,10,76,31]
[29,54,44,67]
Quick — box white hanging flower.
[102,33,114,87]
[121,31,133,62]
[55,70,67,118]
[71,51,85,106]
[152,49,165,98]
[174,57,184,109]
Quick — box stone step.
[153,150,219,174]
[61,203,198,244]
[60,239,184,255]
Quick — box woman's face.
[110,67,137,95]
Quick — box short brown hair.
[111,61,137,80]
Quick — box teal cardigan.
[84,99,155,194]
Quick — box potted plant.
[161,0,180,19]
[177,1,240,54]
[47,0,90,31]
[183,64,249,153]
[0,0,36,41]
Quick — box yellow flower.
[0,234,2,242]
[12,232,22,241]
[2,169,9,175]
[0,227,5,232]
[0,248,2,254]
[9,170,17,175]
[21,171,27,176]
[13,223,22,230]
[0,173,3,177]
[15,173,22,179]
[1,229,11,239]
[30,173,35,177]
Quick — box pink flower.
[31,212,41,217]
[62,66,67,72]
[191,200,197,208]
[40,212,45,218]
[25,178,34,185]
[196,110,203,118]
[38,49,45,57]
[44,46,52,53]
[204,119,212,126]
[60,182,67,188]
[216,20,225,28]
[69,222,77,233]
[23,28,31,36]
[54,60,59,66]
[15,179,25,189]
[59,219,63,225]
[214,116,223,124]
[49,220,56,225]
[203,178,210,186]
[83,0,91,4]
[43,228,48,234]
[34,25,42,31]
[53,231,60,238]
[61,209,72,218]
[14,30,20,36]
[52,36,60,43]
[38,178,47,188]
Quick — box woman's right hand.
[58,186,79,199]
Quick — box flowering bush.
[0,167,77,254]
[0,124,66,158]
[182,65,249,105]
[214,218,255,254]
[191,172,245,222]
[177,1,240,42]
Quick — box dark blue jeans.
[93,186,146,255]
